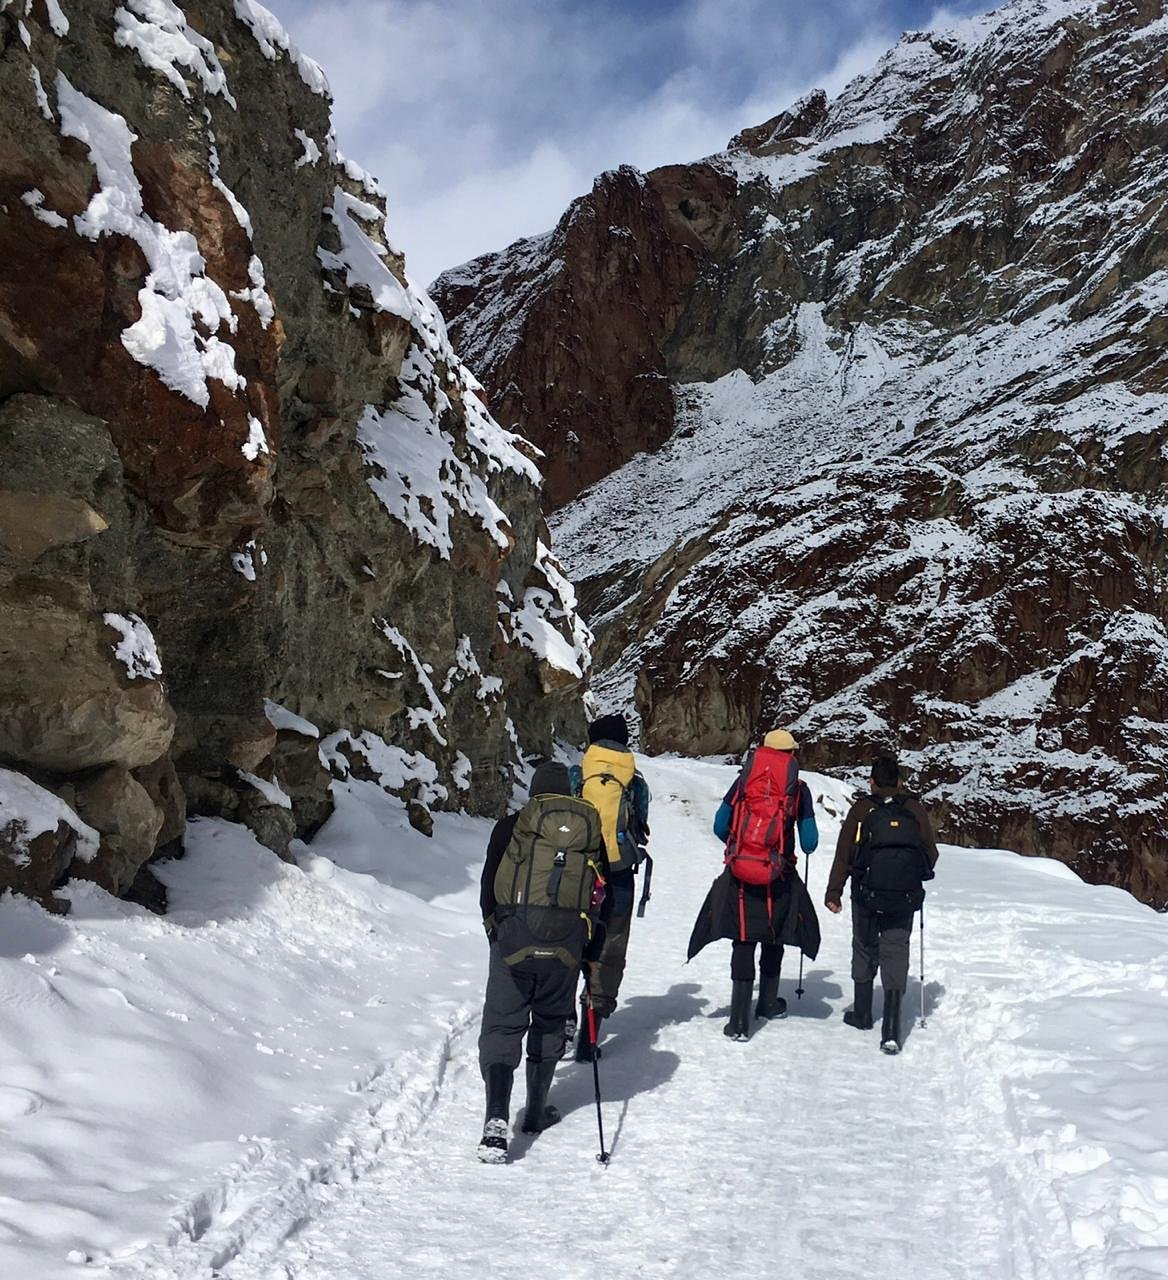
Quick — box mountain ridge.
[431,0,1168,906]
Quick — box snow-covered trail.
[221,757,1112,1280]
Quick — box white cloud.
[265,0,1000,284]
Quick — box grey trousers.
[851,898,914,992]
[479,942,577,1073]
[586,909,632,1019]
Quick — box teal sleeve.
[713,802,732,841]
[798,814,819,853]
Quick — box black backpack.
[853,794,934,913]
[493,794,604,967]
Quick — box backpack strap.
[546,849,568,903]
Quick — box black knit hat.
[529,760,571,796]
[588,713,629,746]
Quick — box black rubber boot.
[880,989,903,1055]
[755,972,787,1019]
[722,979,753,1041]
[574,1001,602,1063]
[477,1063,514,1163]
[520,1058,561,1133]
[843,981,874,1030]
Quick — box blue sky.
[265,0,1000,284]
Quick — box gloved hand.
[484,914,498,943]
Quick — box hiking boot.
[843,981,874,1030]
[880,988,903,1055]
[520,1058,561,1133]
[722,979,753,1041]
[477,1063,514,1163]
[477,1117,509,1164]
[755,973,787,1019]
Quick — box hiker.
[569,712,651,1063]
[824,754,939,1055]
[687,728,820,1041]
[476,760,608,1163]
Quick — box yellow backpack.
[580,743,639,873]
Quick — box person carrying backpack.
[686,728,820,1042]
[824,754,939,1055]
[476,760,608,1164]
[568,713,651,1063]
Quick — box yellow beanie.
[763,728,799,752]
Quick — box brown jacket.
[825,788,940,904]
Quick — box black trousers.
[730,940,784,982]
[851,897,914,991]
[478,943,578,1073]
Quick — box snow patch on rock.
[0,767,100,865]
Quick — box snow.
[355,355,517,560]
[44,0,68,36]
[0,767,99,866]
[320,729,447,809]
[317,187,412,320]
[2,761,1166,1279]
[20,189,67,229]
[28,65,53,120]
[102,611,162,681]
[294,128,321,168]
[237,770,292,808]
[231,539,260,581]
[501,539,594,679]
[240,414,269,461]
[113,0,237,108]
[376,621,448,746]
[57,76,246,410]
[263,698,320,739]
[232,0,330,97]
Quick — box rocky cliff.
[0,0,589,907]
[432,0,1168,907]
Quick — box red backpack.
[724,747,798,885]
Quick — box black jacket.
[687,868,821,961]
[480,811,519,925]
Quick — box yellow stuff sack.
[580,743,638,872]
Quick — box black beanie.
[529,760,571,797]
[588,713,629,746]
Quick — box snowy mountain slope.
[0,0,590,905]
[2,762,1165,1279]
[433,0,1168,905]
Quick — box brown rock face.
[0,596,176,772]
[70,764,165,896]
[440,0,1168,907]
[0,0,589,900]
[432,163,736,510]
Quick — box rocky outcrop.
[0,0,588,903]
[432,0,1168,907]
[432,163,736,510]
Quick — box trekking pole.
[795,850,808,999]
[586,993,610,1165]
[919,901,927,1030]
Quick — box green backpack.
[493,794,604,966]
